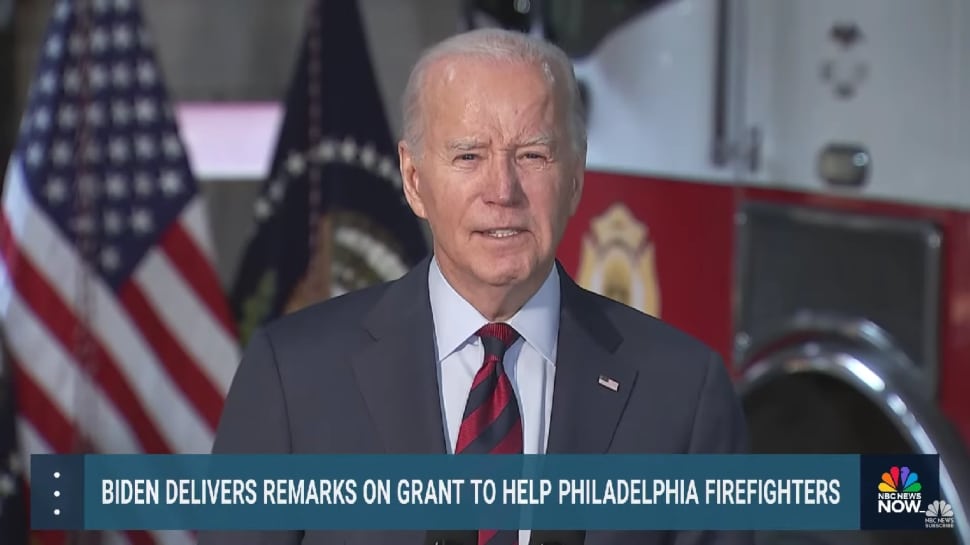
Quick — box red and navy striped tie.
[456,323,522,545]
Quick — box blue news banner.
[27,454,945,531]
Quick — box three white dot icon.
[54,471,61,516]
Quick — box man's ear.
[568,160,585,215]
[399,141,427,219]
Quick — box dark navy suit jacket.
[199,257,754,545]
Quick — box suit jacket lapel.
[349,258,636,455]
[547,264,638,453]
[351,257,447,454]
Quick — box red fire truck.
[467,0,970,543]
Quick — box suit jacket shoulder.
[556,276,747,455]
[564,279,719,388]
[259,280,391,364]
[215,258,443,456]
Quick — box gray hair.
[400,28,587,158]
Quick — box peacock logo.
[877,465,923,514]
[878,466,921,493]
[924,500,955,529]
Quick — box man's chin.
[476,262,541,289]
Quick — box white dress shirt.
[428,256,560,542]
[428,256,560,454]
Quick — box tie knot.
[476,323,519,357]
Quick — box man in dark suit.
[201,28,751,545]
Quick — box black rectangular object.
[735,201,942,387]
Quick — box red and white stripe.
[0,158,239,545]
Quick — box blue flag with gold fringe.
[230,0,428,343]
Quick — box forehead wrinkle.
[509,94,562,145]
[425,58,566,154]
[490,97,557,151]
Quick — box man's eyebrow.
[444,136,556,151]
[446,139,487,151]
[519,135,555,147]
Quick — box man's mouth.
[481,229,523,239]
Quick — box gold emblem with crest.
[577,203,661,317]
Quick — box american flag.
[0,0,239,543]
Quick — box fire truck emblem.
[576,203,661,317]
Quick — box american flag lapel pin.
[598,375,619,392]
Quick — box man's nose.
[483,155,522,205]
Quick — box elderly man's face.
[400,58,584,299]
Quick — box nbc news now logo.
[876,466,922,514]
[925,500,956,529]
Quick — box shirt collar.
[428,255,560,364]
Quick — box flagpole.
[68,0,101,543]
[70,0,99,456]
[305,0,331,303]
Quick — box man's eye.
[456,153,478,161]
[521,152,547,161]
